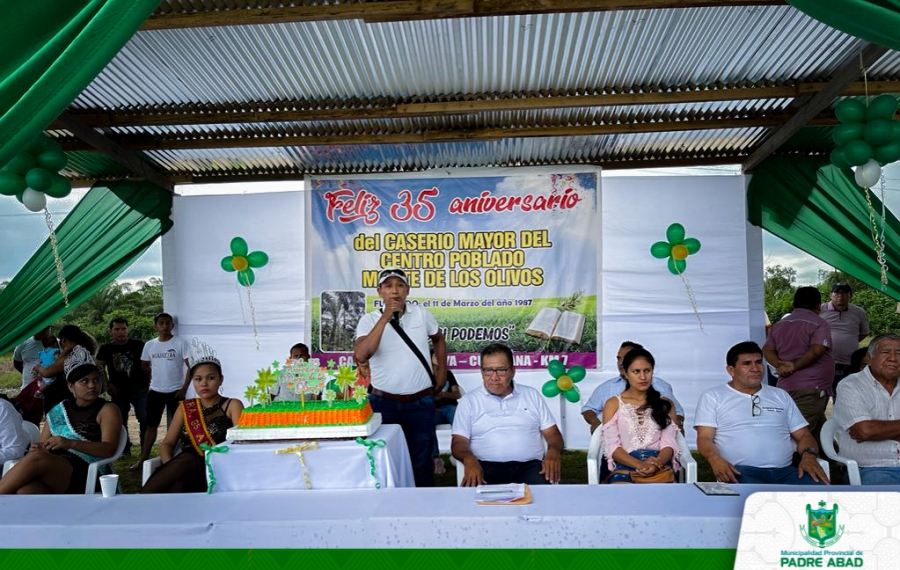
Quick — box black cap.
[832,283,852,294]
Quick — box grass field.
[0,353,20,395]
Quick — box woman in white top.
[602,348,680,483]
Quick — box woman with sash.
[140,339,243,493]
[602,348,680,484]
[0,350,122,494]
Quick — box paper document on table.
[475,483,532,505]
[694,482,739,496]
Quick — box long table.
[0,484,859,549]
[211,424,414,492]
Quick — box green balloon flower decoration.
[0,133,72,212]
[650,223,701,275]
[541,359,586,403]
[221,237,269,286]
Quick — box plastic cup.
[99,474,119,497]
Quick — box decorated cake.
[227,358,380,441]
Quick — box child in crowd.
[35,335,60,398]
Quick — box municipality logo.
[801,500,845,548]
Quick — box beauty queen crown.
[63,346,95,379]
[188,338,221,369]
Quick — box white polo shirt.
[355,303,437,395]
[833,368,900,468]
[694,383,807,468]
[452,383,557,463]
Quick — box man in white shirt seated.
[452,343,563,486]
[832,333,900,485]
[581,341,684,433]
[695,341,828,485]
[0,395,28,466]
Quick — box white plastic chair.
[820,418,861,485]
[586,423,698,484]
[1,421,40,477]
[142,457,163,486]
[85,426,127,494]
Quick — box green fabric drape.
[0,1,158,167]
[748,155,900,300]
[0,181,172,354]
[787,1,900,51]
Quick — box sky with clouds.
[2,165,900,286]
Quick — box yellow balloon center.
[556,375,573,391]
[671,244,689,261]
[231,256,249,271]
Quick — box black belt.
[371,387,431,402]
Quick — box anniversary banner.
[308,170,599,370]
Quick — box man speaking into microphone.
[355,267,447,487]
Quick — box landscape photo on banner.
[308,170,600,370]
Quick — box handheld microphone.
[391,310,400,324]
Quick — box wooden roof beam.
[142,1,785,30]
[742,42,890,173]
[59,114,835,152]
[60,80,900,129]
[54,112,175,192]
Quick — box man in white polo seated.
[695,341,828,485]
[451,343,563,486]
[832,333,900,485]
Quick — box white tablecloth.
[210,424,414,492]
[0,484,872,549]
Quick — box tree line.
[765,265,900,334]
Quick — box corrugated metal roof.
[47,5,900,182]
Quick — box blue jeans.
[609,449,666,484]
[112,387,148,450]
[433,405,457,457]
[860,467,900,485]
[734,464,824,485]
[369,393,435,487]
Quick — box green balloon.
[665,223,685,245]
[221,256,236,272]
[874,141,900,165]
[237,268,255,287]
[25,167,53,192]
[0,171,25,196]
[835,98,867,123]
[246,251,269,267]
[650,241,671,259]
[37,149,68,172]
[864,120,894,147]
[541,380,561,398]
[832,121,864,147]
[230,237,249,257]
[547,359,565,379]
[568,366,586,382]
[843,139,873,166]
[563,387,580,403]
[892,121,900,139]
[866,94,898,122]
[830,147,853,169]
[667,257,686,275]
[6,152,35,175]
[683,237,701,254]
[43,174,71,198]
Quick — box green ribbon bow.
[200,443,229,494]
[355,437,387,489]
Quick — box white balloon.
[22,187,46,212]
[854,159,882,188]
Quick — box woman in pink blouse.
[601,348,680,483]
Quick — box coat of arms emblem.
[802,500,844,548]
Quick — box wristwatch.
[801,447,818,457]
